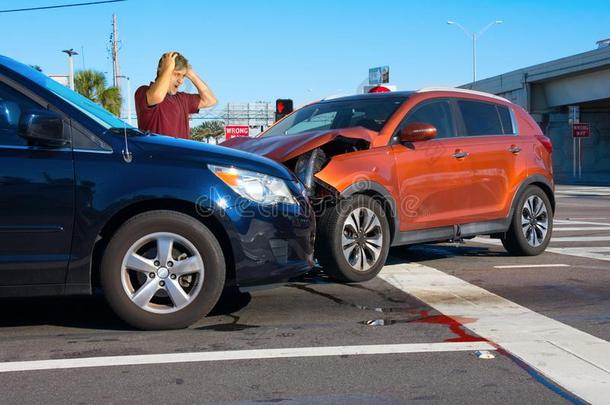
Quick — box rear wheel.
[317,195,390,282]
[101,210,225,330]
[501,186,553,256]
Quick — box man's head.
[157,52,189,95]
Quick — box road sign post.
[572,123,590,179]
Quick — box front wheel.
[501,186,553,256]
[101,210,225,330]
[316,195,390,282]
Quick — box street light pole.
[447,20,503,84]
[62,48,79,90]
[117,75,132,125]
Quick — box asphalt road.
[0,185,608,404]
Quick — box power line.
[0,0,126,14]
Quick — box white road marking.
[378,263,610,405]
[493,264,569,269]
[0,342,494,373]
[554,219,610,226]
[565,218,608,221]
[471,237,610,262]
[554,227,610,232]
[548,236,610,243]
[555,189,610,196]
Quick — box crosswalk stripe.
[554,227,610,232]
[493,264,569,269]
[471,237,610,262]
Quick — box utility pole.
[110,13,121,89]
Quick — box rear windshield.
[261,97,407,138]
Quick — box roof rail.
[416,87,511,103]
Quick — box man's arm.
[186,68,218,109]
[146,52,176,106]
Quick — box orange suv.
[222,88,554,282]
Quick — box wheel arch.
[339,181,399,244]
[508,175,556,222]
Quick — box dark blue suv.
[0,55,315,330]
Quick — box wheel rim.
[521,195,549,248]
[341,207,383,272]
[120,232,205,314]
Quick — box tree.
[74,70,122,116]
[190,120,225,143]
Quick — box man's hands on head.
[160,52,178,74]
[147,52,217,109]
[185,66,218,109]
[147,51,180,106]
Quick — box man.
[135,52,217,139]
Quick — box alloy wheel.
[521,195,549,247]
[341,207,383,271]
[120,232,205,314]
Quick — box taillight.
[535,134,553,154]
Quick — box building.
[463,42,610,185]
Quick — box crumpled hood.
[220,127,377,162]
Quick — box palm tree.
[74,70,122,116]
[190,120,225,143]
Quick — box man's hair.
[157,52,189,76]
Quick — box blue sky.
[1,0,609,109]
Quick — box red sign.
[225,125,249,140]
[368,85,391,93]
[572,123,590,138]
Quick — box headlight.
[208,164,298,205]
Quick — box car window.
[497,105,515,134]
[285,110,337,135]
[399,100,456,139]
[458,100,504,136]
[0,81,44,147]
[261,98,407,138]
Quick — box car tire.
[100,210,225,330]
[501,186,553,256]
[316,195,390,282]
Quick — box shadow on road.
[0,244,503,330]
[0,287,253,331]
[389,243,508,264]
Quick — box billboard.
[369,66,390,85]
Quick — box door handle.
[453,151,469,159]
[508,146,522,154]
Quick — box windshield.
[261,97,407,138]
[1,55,131,130]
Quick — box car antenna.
[121,120,133,163]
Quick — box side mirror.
[18,110,68,147]
[399,122,437,142]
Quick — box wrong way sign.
[572,123,590,138]
[225,125,249,140]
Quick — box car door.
[391,99,474,231]
[0,79,74,287]
[454,99,527,222]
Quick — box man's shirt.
[135,84,200,139]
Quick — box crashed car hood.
[220,127,377,162]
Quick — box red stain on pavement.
[413,310,486,342]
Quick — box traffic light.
[275,99,293,122]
